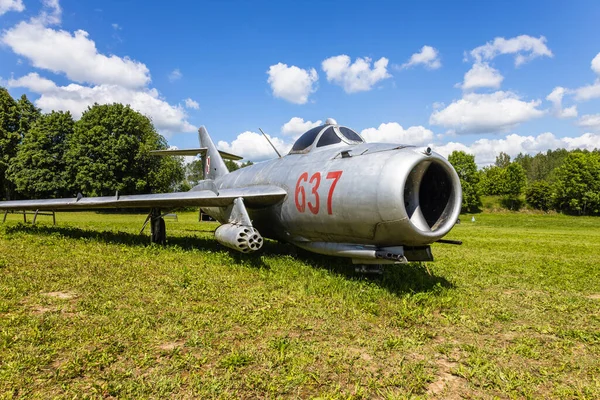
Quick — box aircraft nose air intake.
[403,158,461,234]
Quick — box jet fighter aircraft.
[0,119,462,265]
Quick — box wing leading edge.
[0,185,286,211]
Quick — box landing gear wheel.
[150,209,166,245]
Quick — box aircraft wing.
[0,185,286,211]
[149,148,243,161]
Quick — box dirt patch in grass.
[31,305,54,314]
[427,357,468,399]
[586,293,600,300]
[158,340,186,351]
[43,291,76,300]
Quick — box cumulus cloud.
[168,68,182,82]
[546,87,577,118]
[218,131,291,161]
[360,122,434,145]
[0,0,24,16]
[1,2,194,136]
[578,114,600,131]
[573,52,600,101]
[435,132,600,165]
[575,82,600,101]
[470,35,553,66]
[459,62,503,91]
[322,55,391,93]
[1,21,150,88]
[401,46,441,70]
[281,117,322,138]
[267,63,318,104]
[429,91,545,134]
[35,0,61,25]
[8,73,195,135]
[592,52,600,75]
[184,98,199,110]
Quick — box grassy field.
[0,210,599,399]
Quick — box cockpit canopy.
[289,123,364,154]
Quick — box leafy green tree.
[0,87,20,200]
[500,162,527,210]
[526,181,553,211]
[553,152,600,215]
[17,94,41,139]
[225,159,239,172]
[514,149,570,183]
[65,103,184,196]
[186,158,253,188]
[7,111,74,199]
[495,152,511,168]
[448,151,481,212]
[479,166,507,195]
[504,162,527,197]
[185,159,204,186]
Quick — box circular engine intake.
[403,158,461,238]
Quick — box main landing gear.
[141,208,167,245]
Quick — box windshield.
[290,125,325,152]
[316,127,342,147]
[339,127,364,143]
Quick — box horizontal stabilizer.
[149,148,243,161]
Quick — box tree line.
[3,86,597,215]
[449,148,600,216]
[0,88,185,200]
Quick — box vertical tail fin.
[199,126,229,180]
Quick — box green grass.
[0,211,599,399]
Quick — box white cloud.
[573,53,600,101]
[592,52,600,75]
[435,132,600,165]
[459,62,503,91]
[470,35,553,66]
[429,91,545,134]
[574,82,600,101]
[1,3,194,136]
[0,0,24,16]
[35,0,61,25]
[218,131,291,161]
[321,55,391,93]
[360,122,434,145]
[266,63,318,104]
[8,73,195,135]
[1,21,150,88]
[281,117,322,138]
[401,46,441,70]
[168,68,182,82]
[578,114,600,132]
[546,86,577,118]
[184,98,199,110]
[111,23,121,30]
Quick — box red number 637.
[295,171,343,215]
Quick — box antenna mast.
[259,128,282,158]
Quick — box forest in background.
[449,148,600,216]
[1,87,598,215]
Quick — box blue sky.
[1,0,599,164]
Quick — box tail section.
[199,126,229,180]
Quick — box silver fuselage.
[201,142,461,248]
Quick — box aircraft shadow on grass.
[4,223,453,296]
